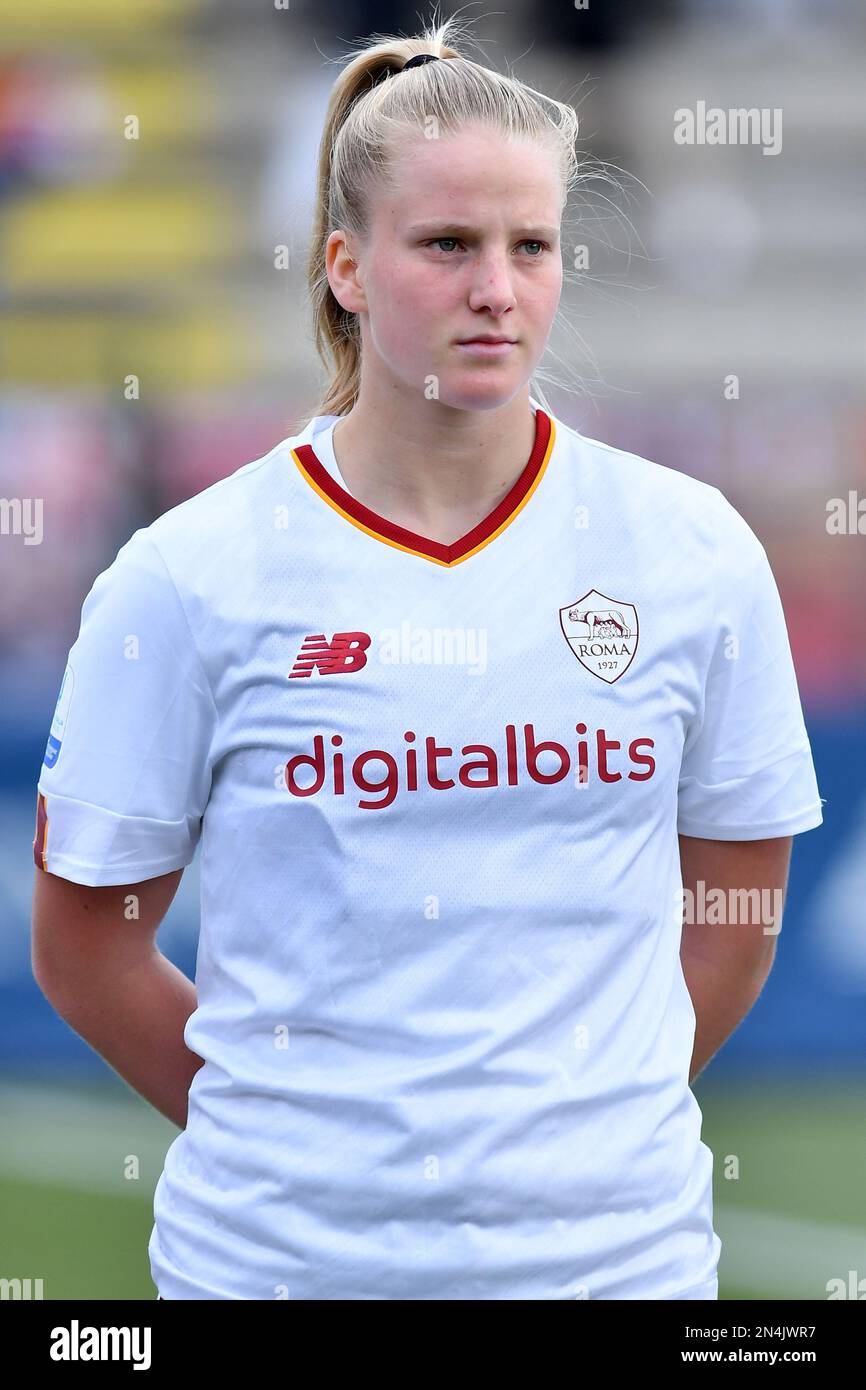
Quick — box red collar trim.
[290,409,554,567]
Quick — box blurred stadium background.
[1,0,864,1300]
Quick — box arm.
[678,834,793,1085]
[31,866,204,1129]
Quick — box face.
[327,125,564,413]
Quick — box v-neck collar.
[289,407,555,568]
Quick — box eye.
[520,240,550,257]
[423,238,552,257]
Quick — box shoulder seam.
[181,440,293,501]
[147,438,298,525]
[572,431,733,503]
[135,530,219,728]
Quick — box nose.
[467,251,517,318]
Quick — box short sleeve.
[676,493,825,841]
[33,527,217,886]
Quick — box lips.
[455,338,517,357]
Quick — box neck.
[330,390,538,544]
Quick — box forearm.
[39,949,204,1129]
[680,941,775,1084]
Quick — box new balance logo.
[289,631,371,678]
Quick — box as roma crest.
[560,589,639,684]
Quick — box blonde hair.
[303,9,581,423]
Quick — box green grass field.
[1,1077,863,1300]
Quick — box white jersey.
[33,396,823,1300]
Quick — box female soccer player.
[31,16,823,1300]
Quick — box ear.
[325,231,365,313]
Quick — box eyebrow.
[408,222,560,239]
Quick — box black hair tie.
[402,53,441,70]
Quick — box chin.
[434,376,528,413]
